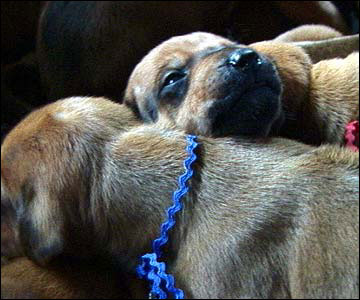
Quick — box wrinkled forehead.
[149,32,235,65]
[162,32,235,53]
[130,32,235,79]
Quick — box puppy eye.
[162,71,186,88]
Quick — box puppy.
[124,27,359,146]
[36,2,350,101]
[1,97,358,298]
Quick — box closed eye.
[161,70,186,89]
[159,69,187,103]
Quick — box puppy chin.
[207,84,282,138]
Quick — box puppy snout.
[227,48,261,70]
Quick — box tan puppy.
[36,2,350,101]
[1,97,358,298]
[124,27,359,146]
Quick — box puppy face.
[125,32,283,137]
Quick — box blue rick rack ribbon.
[136,134,198,299]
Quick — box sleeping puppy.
[125,32,284,138]
[36,2,350,102]
[1,97,358,298]
[124,26,359,146]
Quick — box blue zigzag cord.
[136,135,198,299]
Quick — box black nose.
[227,48,261,69]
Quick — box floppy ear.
[124,95,143,120]
[124,92,158,123]
[18,185,64,266]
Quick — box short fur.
[1,97,358,298]
[125,26,359,146]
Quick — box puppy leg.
[274,24,343,42]
[274,25,358,64]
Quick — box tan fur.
[309,53,359,144]
[276,25,359,64]
[125,26,359,146]
[1,96,141,264]
[294,34,359,63]
[274,24,343,42]
[250,42,359,145]
[1,97,358,298]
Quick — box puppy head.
[1,97,139,265]
[126,32,309,138]
[125,32,283,137]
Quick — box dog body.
[1,97,358,298]
[125,29,359,146]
